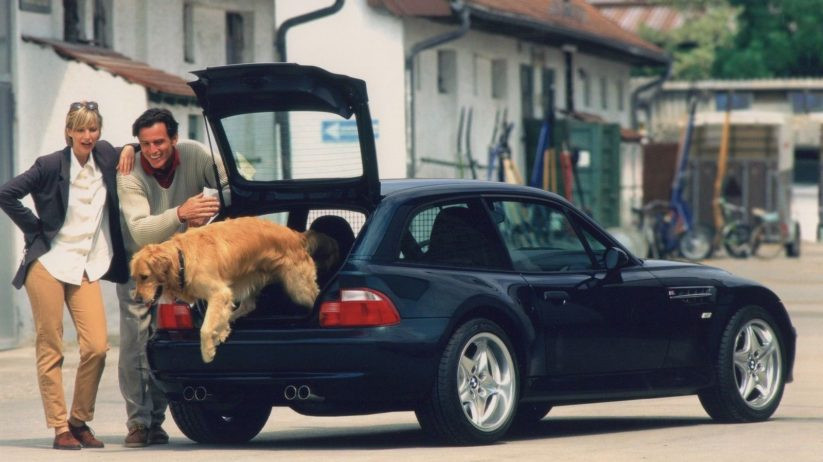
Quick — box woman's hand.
[117,144,136,174]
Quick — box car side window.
[489,199,595,272]
[398,202,507,269]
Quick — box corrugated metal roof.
[593,1,684,34]
[23,35,195,99]
[369,0,668,65]
[665,79,823,91]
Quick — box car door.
[486,198,670,376]
[188,63,381,213]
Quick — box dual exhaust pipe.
[182,386,208,402]
[283,384,323,402]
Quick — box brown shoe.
[53,431,82,450]
[69,423,104,448]
[124,425,149,448]
[148,424,169,445]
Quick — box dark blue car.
[147,63,796,446]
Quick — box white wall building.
[1,0,667,348]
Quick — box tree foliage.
[714,0,823,78]
[637,1,739,80]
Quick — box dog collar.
[177,248,186,290]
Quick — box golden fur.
[130,216,339,363]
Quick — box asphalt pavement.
[0,245,822,461]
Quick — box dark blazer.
[0,140,129,289]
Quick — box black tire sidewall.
[716,306,786,421]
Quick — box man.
[116,108,226,447]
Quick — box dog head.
[304,230,340,276]
[130,243,178,304]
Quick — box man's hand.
[177,193,219,223]
[117,144,136,174]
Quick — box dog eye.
[139,275,148,281]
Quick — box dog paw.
[216,327,231,344]
[201,343,216,363]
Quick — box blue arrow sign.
[322,120,379,143]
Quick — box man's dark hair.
[132,108,179,138]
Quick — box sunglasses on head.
[69,101,99,112]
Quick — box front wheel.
[679,227,714,261]
[723,224,753,258]
[169,400,272,444]
[415,319,519,445]
[698,306,786,422]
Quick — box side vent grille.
[667,286,716,304]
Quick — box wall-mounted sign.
[20,0,51,14]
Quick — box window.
[63,0,86,42]
[437,49,457,94]
[617,80,625,111]
[226,12,247,64]
[580,69,591,108]
[520,65,534,119]
[187,114,202,142]
[398,202,507,269]
[93,0,112,48]
[715,92,752,110]
[489,200,605,272]
[184,3,194,63]
[492,59,507,99]
[789,91,823,113]
[600,76,608,110]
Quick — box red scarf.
[140,148,180,188]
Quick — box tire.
[697,306,786,422]
[512,402,552,428]
[415,319,519,445]
[678,226,714,261]
[752,222,784,259]
[722,224,753,259]
[169,400,271,444]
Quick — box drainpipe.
[405,1,470,178]
[630,60,673,133]
[275,0,345,62]
[274,0,344,179]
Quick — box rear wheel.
[698,306,786,422]
[752,222,784,259]
[169,400,271,444]
[785,222,801,258]
[415,318,518,445]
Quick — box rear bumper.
[147,318,448,408]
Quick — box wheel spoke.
[738,371,755,400]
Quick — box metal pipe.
[630,60,673,131]
[275,0,345,62]
[405,1,470,178]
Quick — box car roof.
[379,178,567,202]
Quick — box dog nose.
[131,290,143,303]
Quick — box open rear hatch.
[189,63,380,214]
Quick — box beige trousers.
[24,261,108,434]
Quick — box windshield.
[220,110,366,181]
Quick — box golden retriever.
[130,216,339,363]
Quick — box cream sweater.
[117,140,228,255]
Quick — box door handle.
[543,290,569,304]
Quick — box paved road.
[1,246,822,461]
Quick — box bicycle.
[717,198,753,259]
[750,207,789,259]
[632,200,713,261]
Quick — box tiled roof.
[23,35,195,99]
[591,0,684,34]
[369,0,668,65]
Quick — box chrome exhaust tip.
[284,385,297,401]
[194,386,208,401]
[182,386,195,401]
[297,385,311,400]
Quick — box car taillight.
[157,302,194,330]
[319,288,400,328]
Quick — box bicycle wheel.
[752,221,784,259]
[723,224,753,259]
[679,226,714,261]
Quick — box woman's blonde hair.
[64,102,103,145]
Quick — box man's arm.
[117,173,183,247]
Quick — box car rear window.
[221,111,365,182]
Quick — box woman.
[0,102,133,450]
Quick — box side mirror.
[604,247,629,271]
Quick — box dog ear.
[304,230,340,272]
[145,245,176,285]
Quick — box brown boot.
[148,424,169,445]
[124,425,149,448]
[53,431,82,450]
[69,423,104,448]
